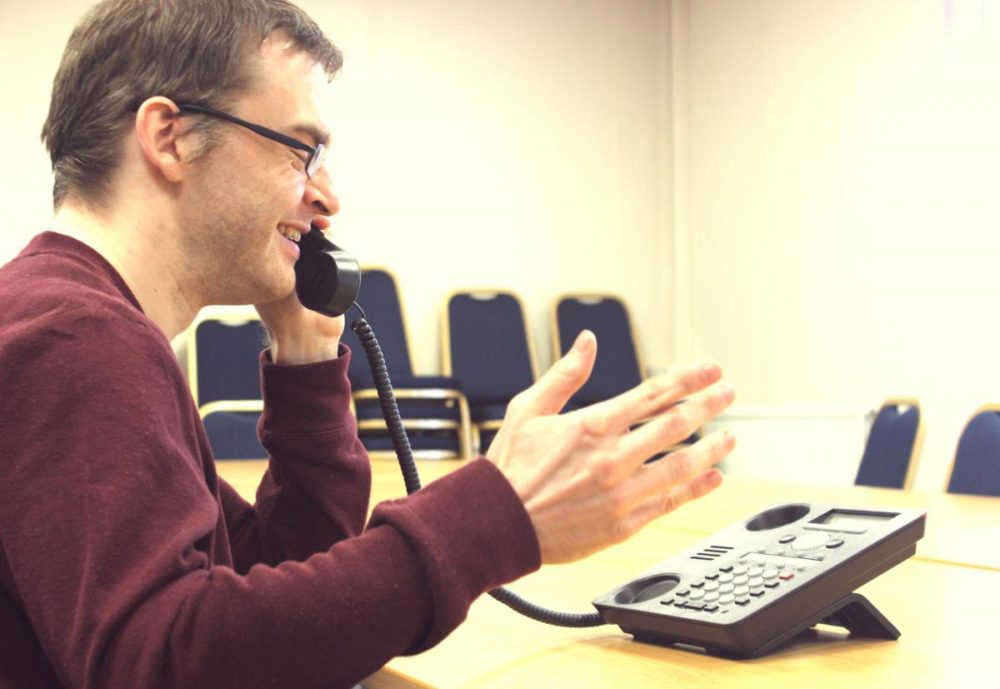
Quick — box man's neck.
[53,203,201,341]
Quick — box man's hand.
[487,330,735,564]
[255,289,345,365]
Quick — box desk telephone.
[293,226,927,658]
[593,503,925,657]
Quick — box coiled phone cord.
[349,308,605,628]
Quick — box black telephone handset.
[294,226,361,317]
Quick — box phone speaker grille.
[690,545,734,561]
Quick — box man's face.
[177,33,339,307]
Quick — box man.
[0,1,735,687]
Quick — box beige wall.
[681,0,1000,490]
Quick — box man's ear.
[134,97,196,184]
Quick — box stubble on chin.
[183,229,294,307]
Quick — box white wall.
[0,0,676,379]
[680,0,1000,490]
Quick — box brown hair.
[41,0,342,210]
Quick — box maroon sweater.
[0,233,540,689]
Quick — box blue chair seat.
[470,403,508,424]
[354,401,463,422]
[352,375,467,422]
[358,430,461,453]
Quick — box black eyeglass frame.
[175,102,325,178]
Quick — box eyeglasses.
[175,102,326,178]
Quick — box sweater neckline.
[22,231,145,315]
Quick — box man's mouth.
[277,225,302,242]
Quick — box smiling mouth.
[277,225,302,242]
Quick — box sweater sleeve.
[224,345,372,573]
[0,305,541,689]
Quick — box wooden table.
[218,459,1000,571]
[217,460,1000,688]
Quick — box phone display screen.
[809,510,897,532]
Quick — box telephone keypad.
[664,532,842,615]
[669,566,789,614]
[648,529,856,616]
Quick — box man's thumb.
[523,330,597,416]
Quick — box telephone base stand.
[631,592,900,659]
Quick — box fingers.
[617,468,725,541]
[606,429,734,525]
[617,380,735,464]
[582,363,724,437]
[645,428,734,483]
[511,330,597,418]
[255,290,345,364]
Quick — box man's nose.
[304,165,340,217]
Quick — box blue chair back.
[446,292,535,407]
[343,268,414,388]
[202,407,265,460]
[343,267,472,458]
[948,408,1000,496]
[192,317,266,405]
[855,401,921,489]
[554,295,643,409]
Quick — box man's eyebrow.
[292,124,330,148]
